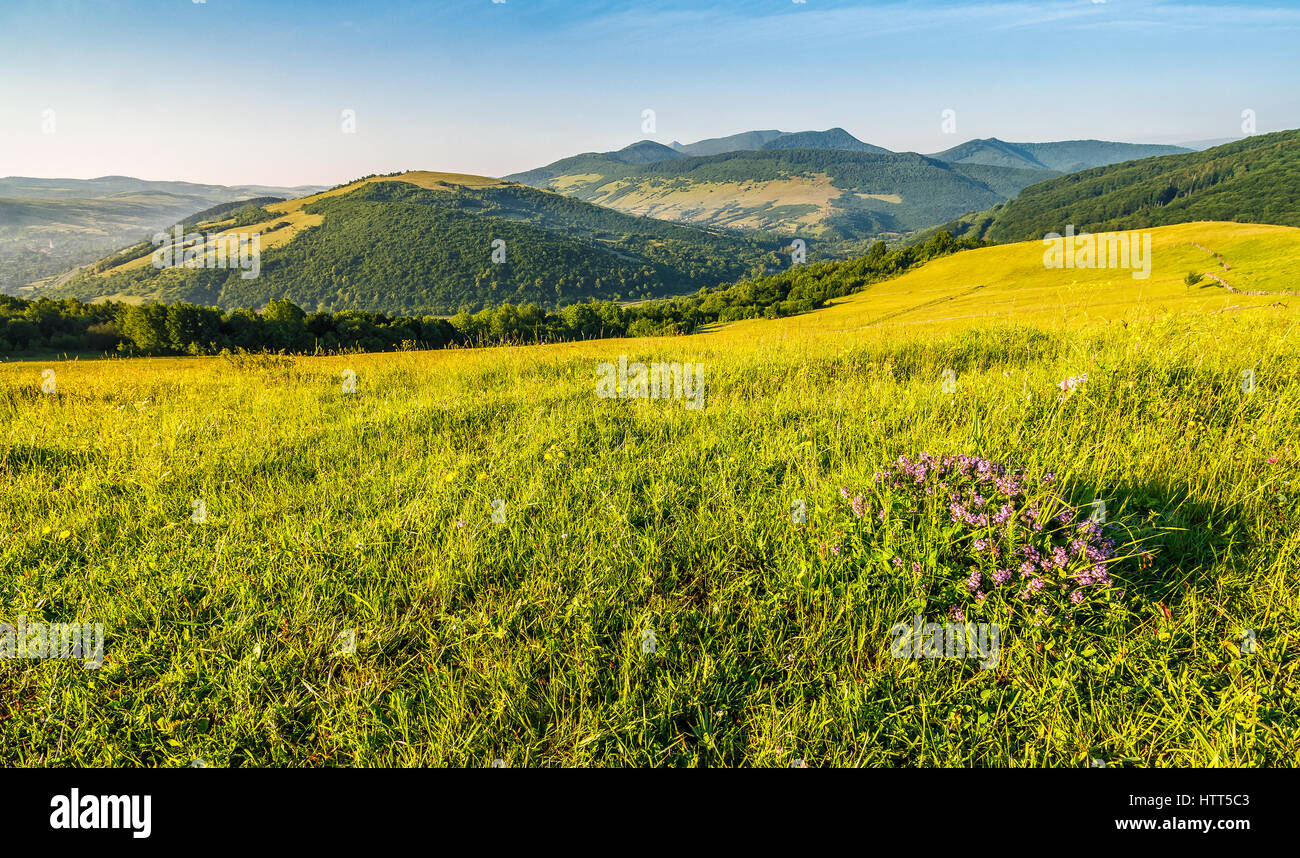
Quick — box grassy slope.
[1,221,1297,766]
[742,221,1300,338]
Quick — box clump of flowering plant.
[836,453,1130,627]
[1057,373,1088,393]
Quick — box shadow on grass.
[1083,477,1254,607]
[0,443,101,479]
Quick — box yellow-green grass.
[717,222,1300,348]
[2,222,1298,766]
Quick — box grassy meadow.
[2,221,1298,766]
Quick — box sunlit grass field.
[2,222,1298,766]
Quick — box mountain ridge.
[506,145,1057,242]
[923,129,1300,243]
[924,138,1193,172]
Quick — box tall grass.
[1,303,1297,766]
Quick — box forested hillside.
[932,129,1300,242]
[48,177,783,314]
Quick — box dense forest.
[49,180,782,314]
[0,231,982,357]
[933,129,1300,242]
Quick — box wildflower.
[838,452,1126,620]
[1020,545,1044,566]
[1057,373,1088,392]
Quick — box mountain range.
[505,128,1191,243]
[28,127,1300,319]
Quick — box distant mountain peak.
[668,130,788,157]
[760,128,891,154]
[927,137,1193,173]
[609,140,685,164]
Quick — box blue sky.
[1,0,1298,186]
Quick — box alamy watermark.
[596,356,705,409]
[1,616,104,668]
[1043,225,1151,279]
[890,615,1000,669]
[50,789,150,839]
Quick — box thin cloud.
[569,0,1300,48]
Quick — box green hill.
[758,128,890,154]
[932,129,1300,243]
[927,138,1191,172]
[609,140,685,164]
[507,148,1057,241]
[47,173,783,315]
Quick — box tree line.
[0,231,983,357]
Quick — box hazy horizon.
[0,130,1249,189]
